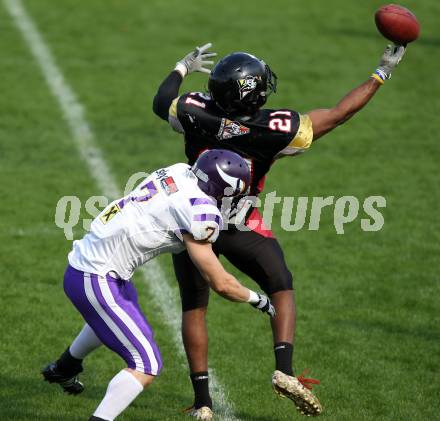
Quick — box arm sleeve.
[152,71,183,121]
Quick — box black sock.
[56,347,83,376]
[190,371,212,409]
[274,342,294,376]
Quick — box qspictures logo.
[53,171,386,240]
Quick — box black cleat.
[42,362,84,395]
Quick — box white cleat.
[272,370,322,416]
[184,406,214,420]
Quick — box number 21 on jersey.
[268,111,292,133]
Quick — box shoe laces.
[297,369,320,390]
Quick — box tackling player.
[152,43,406,418]
[41,150,276,421]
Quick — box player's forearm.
[152,71,183,121]
[184,237,274,315]
[332,78,381,125]
[309,44,405,141]
[308,78,381,140]
[208,272,275,316]
[207,271,251,302]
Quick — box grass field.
[1,0,439,420]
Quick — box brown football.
[375,4,420,44]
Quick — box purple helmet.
[192,149,250,199]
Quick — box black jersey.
[168,91,313,223]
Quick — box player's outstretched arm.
[183,234,275,316]
[152,43,216,120]
[308,45,405,140]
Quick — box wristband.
[371,68,386,85]
[174,62,188,78]
[247,290,260,304]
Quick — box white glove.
[175,43,217,77]
[250,293,276,317]
[375,44,406,80]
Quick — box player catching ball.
[41,150,276,421]
[153,42,406,418]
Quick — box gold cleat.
[184,406,214,420]
[272,370,322,416]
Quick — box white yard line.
[3,0,238,418]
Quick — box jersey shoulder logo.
[100,203,121,224]
[155,169,179,195]
[217,118,250,140]
[161,176,179,195]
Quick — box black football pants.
[173,228,293,311]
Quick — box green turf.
[1,0,439,420]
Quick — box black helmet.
[208,52,277,116]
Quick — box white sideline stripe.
[3,0,119,199]
[97,275,159,375]
[4,1,238,419]
[84,273,144,372]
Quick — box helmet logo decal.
[216,163,239,191]
[237,75,260,99]
[217,118,250,140]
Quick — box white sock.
[93,370,144,421]
[69,324,102,359]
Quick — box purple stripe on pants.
[63,264,162,375]
[90,273,157,374]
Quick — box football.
[375,4,420,44]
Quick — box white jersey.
[68,163,222,280]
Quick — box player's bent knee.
[123,336,163,378]
[264,270,294,294]
[129,357,163,378]
[126,368,156,388]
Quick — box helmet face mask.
[265,63,278,99]
[208,52,277,116]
